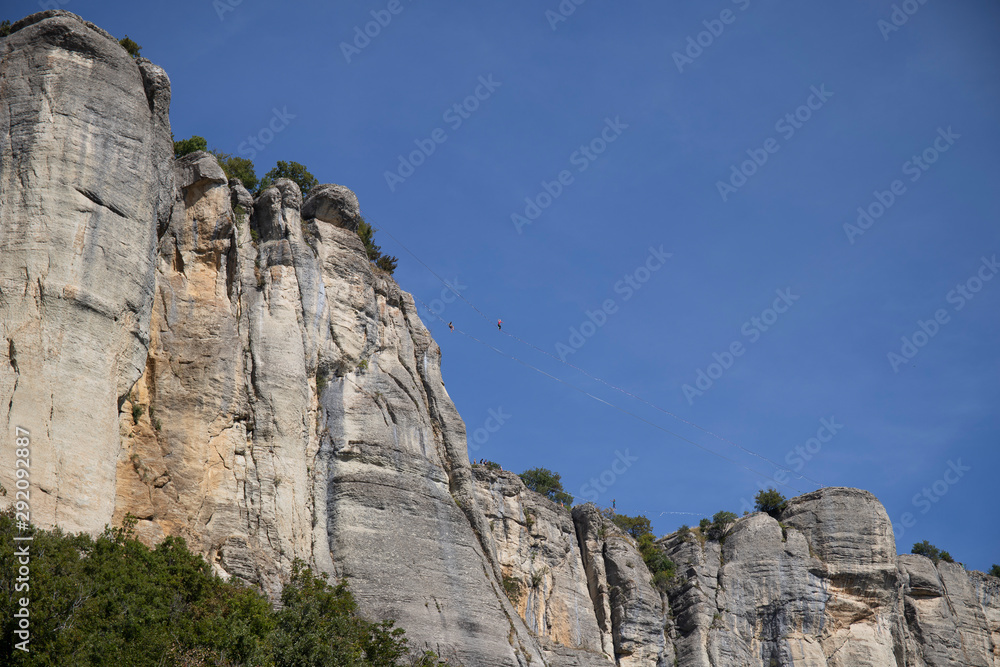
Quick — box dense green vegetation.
[518,467,573,506]
[753,488,787,518]
[173,135,208,157]
[610,512,675,592]
[708,511,737,541]
[912,540,954,564]
[356,217,399,274]
[1,20,12,37]
[118,35,141,58]
[0,511,440,665]
[610,514,652,540]
[259,160,318,196]
[213,152,260,193]
[990,564,1000,578]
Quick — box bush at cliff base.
[0,510,443,666]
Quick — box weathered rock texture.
[473,467,614,665]
[116,151,545,663]
[652,488,999,667]
[1,11,998,667]
[0,11,173,534]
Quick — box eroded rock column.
[0,11,172,533]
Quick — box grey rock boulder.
[302,183,361,231]
[174,150,227,190]
[253,178,301,241]
[230,180,255,214]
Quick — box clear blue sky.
[13,0,998,570]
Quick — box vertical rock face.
[0,11,173,534]
[657,489,903,667]
[2,12,999,667]
[473,467,613,665]
[573,504,672,666]
[653,488,1000,667]
[899,556,998,666]
[114,148,544,663]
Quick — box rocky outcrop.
[473,467,613,665]
[650,488,999,667]
[656,489,904,666]
[899,556,998,666]
[573,504,672,666]
[0,11,173,534]
[115,148,544,662]
[2,11,998,667]
[301,183,361,231]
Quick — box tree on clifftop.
[173,135,207,157]
[611,513,653,540]
[754,488,787,518]
[356,217,399,275]
[211,150,259,193]
[260,160,318,196]
[118,35,141,58]
[519,467,573,506]
[912,540,954,564]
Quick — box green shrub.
[211,151,259,192]
[482,460,502,471]
[638,535,675,592]
[118,35,141,58]
[356,217,399,277]
[652,570,675,591]
[173,135,207,158]
[754,488,787,518]
[912,540,955,564]
[502,574,523,605]
[519,467,573,506]
[0,20,12,37]
[375,254,399,274]
[612,513,653,541]
[357,359,368,372]
[708,511,737,541]
[699,518,711,531]
[0,510,440,665]
[989,564,1000,578]
[131,403,145,424]
[259,160,318,195]
[607,513,675,590]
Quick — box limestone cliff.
[0,11,997,667]
[0,10,172,535]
